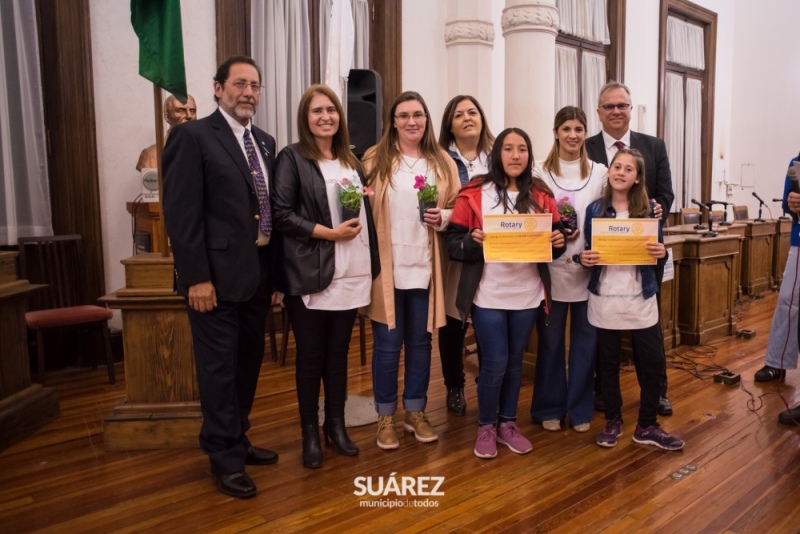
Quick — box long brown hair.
[364,91,451,187]
[601,148,650,217]
[542,106,590,179]
[465,128,553,215]
[438,95,495,155]
[296,84,359,170]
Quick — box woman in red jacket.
[445,128,566,459]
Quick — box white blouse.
[473,182,544,310]
[301,159,372,310]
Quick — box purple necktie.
[613,141,626,150]
[243,128,272,237]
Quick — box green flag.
[130,0,187,103]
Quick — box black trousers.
[283,296,357,426]
[437,315,467,390]
[597,322,664,428]
[186,247,270,474]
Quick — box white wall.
[90,0,217,326]
[727,0,800,217]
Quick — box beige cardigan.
[361,148,459,332]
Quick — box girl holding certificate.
[436,95,496,416]
[578,148,684,451]
[446,128,566,459]
[362,91,459,450]
[532,106,607,433]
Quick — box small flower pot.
[418,199,437,222]
[342,205,361,226]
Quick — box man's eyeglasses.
[601,103,631,111]
[226,80,263,94]
[395,112,427,122]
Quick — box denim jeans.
[766,247,800,369]
[372,288,431,415]
[472,305,538,426]
[532,300,596,425]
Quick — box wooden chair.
[18,235,115,384]
[680,207,701,225]
[711,210,724,224]
[733,205,749,220]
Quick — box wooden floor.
[2,291,799,533]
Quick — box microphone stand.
[754,203,765,223]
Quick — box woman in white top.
[436,95,495,416]
[273,85,380,468]
[362,91,459,450]
[531,106,606,433]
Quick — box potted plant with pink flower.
[414,174,438,222]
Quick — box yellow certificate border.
[591,218,658,265]
[483,214,553,263]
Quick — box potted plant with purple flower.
[414,174,438,222]
[337,177,373,224]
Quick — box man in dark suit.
[163,56,277,499]
[585,81,675,417]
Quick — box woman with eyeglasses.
[436,95,495,416]
[272,84,380,468]
[531,106,607,434]
[362,91,459,450]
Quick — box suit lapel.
[209,109,255,192]
[588,134,608,165]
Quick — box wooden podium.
[0,251,58,451]
[126,201,167,253]
[773,218,792,287]
[99,253,200,450]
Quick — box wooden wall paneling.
[35,0,105,303]
[607,0,626,82]
[370,0,402,122]
[215,0,251,63]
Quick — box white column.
[502,0,558,161]
[445,0,495,107]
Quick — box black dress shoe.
[778,405,800,425]
[245,445,279,465]
[446,387,467,416]
[657,396,673,416]
[213,470,256,499]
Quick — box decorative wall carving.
[444,19,495,47]
[501,3,559,36]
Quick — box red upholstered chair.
[18,235,115,385]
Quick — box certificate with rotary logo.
[483,214,553,263]
[591,218,659,265]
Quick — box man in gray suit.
[585,81,675,416]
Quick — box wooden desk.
[664,223,730,235]
[126,201,167,254]
[662,236,685,349]
[0,252,58,451]
[677,235,739,345]
[773,218,792,287]
[739,220,776,295]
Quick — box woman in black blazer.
[273,84,379,469]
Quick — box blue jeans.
[766,247,800,370]
[532,300,596,426]
[372,288,431,415]
[472,305,538,426]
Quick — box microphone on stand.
[752,192,767,222]
[690,199,717,237]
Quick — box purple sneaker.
[497,421,532,454]
[596,417,623,448]
[474,424,497,458]
[633,424,685,451]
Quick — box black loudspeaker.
[347,69,382,158]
